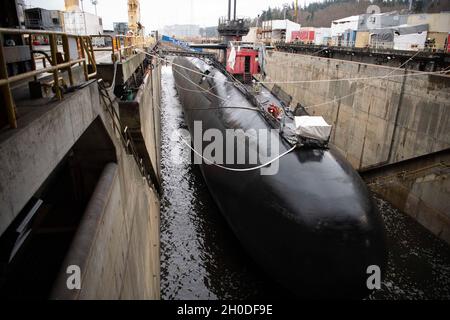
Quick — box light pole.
[80,0,88,35]
[91,0,98,16]
[283,3,289,20]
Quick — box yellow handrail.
[90,34,118,62]
[0,28,97,129]
[0,28,154,130]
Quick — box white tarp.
[294,116,332,142]
[228,44,236,70]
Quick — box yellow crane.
[128,0,142,35]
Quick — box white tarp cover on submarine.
[294,116,332,142]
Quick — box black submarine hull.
[172,57,387,298]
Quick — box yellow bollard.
[0,36,17,129]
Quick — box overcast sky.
[25,0,318,31]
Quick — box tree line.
[252,0,449,27]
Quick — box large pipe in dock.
[233,0,237,20]
[51,163,118,299]
[228,0,231,21]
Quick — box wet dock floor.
[159,66,450,300]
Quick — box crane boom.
[128,0,141,35]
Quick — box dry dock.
[259,51,450,244]
[160,64,450,300]
[0,32,161,299]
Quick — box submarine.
[171,55,387,298]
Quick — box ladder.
[97,79,160,195]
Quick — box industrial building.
[24,8,63,32]
[62,0,103,36]
[291,27,331,45]
[23,7,63,45]
[260,19,301,44]
[407,12,450,51]
[161,24,201,39]
[283,11,450,52]
[113,22,129,35]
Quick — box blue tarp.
[161,35,202,52]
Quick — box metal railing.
[90,34,155,63]
[0,28,155,129]
[0,28,98,129]
[370,40,395,50]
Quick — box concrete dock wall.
[0,83,100,236]
[262,51,450,243]
[52,134,160,299]
[363,150,450,244]
[262,51,450,170]
[0,65,161,298]
[49,76,161,299]
[138,65,162,180]
[46,78,161,299]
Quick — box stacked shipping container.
[284,12,449,52]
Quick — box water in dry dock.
[159,66,450,300]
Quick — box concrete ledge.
[117,53,146,85]
[0,81,100,236]
[363,149,450,244]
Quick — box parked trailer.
[291,28,330,45]
[355,31,370,48]
[291,30,314,43]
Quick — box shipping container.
[286,21,301,43]
[342,29,356,47]
[355,31,370,48]
[331,15,360,38]
[299,30,315,43]
[426,32,449,51]
[407,13,450,33]
[291,27,316,44]
[314,28,331,45]
[393,31,427,51]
